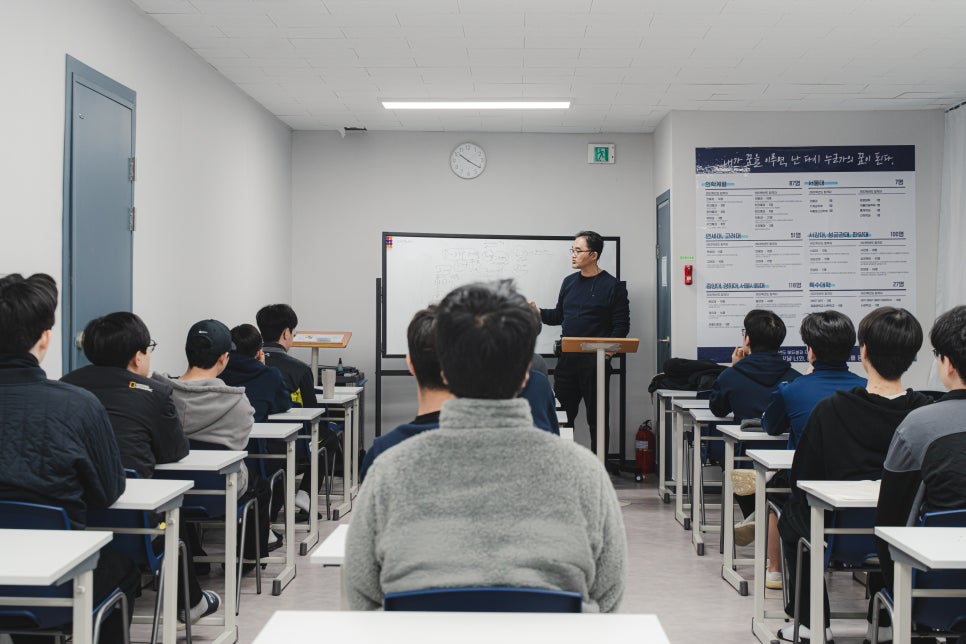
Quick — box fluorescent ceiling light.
[382,100,571,110]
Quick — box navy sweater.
[541,270,630,338]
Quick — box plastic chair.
[87,469,195,644]
[790,507,879,643]
[870,508,966,643]
[383,586,583,612]
[0,500,130,644]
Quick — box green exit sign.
[588,144,616,164]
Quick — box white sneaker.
[766,570,783,589]
[777,623,833,642]
[295,490,311,513]
[864,621,892,643]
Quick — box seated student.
[0,274,139,642]
[359,306,453,484]
[520,352,560,436]
[874,305,966,642]
[256,303,341,513]
[61,311,220,623]
[345,280,627,612]
[220,323,291,422]
[709,309,800,421]
[763,310,867,449]
[777,307,930,643]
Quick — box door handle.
[658,337,670,343]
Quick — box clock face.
[451,142,486,179]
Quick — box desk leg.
[222,472,238,642]
[752,466,768,633]
[892,561,912,644]
[332,406,352,520]
[73,568,94,644]
[300,420,321,554]
[674,409,690,529]
[162,507,179,644]
[595,348,606,465]
[310,348,319,387]
[349,399,359,497]
[810,505,827,643]
[272,441,297,594]
[656,397,668,501]
[692,419,705,555]
[722,439,746,594]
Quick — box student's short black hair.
[930,305,966,378]
[256,304,298,343]
[857,307,923,380]
[407,306,445,391]
[743,309,787,353]
[800,310,856,363]
[231,324,263,358]
[435,280,540,399]
[0,273,58,354]
[575,230,604,258]
[82,312,151,368]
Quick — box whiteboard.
[382,233,620,357]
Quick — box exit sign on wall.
[588,144,616,164]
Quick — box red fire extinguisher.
[635,421,655,476]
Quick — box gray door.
[656,190,672,371]
[62,57,136,371]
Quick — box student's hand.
[731,346,748,366]
[528,300,541,316]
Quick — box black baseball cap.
[186,319,235,356]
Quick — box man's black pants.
[554,353,611,455]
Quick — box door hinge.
[128,157,136,182]
[129,207,136,232]
[655,244,661,260]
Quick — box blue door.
[656,190,672,370]
[62,57,136,371]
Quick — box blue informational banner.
[695,145,916,363]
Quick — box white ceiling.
[130,0,966,133]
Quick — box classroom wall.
[291,131,655,453]
[0,0,293,377]
[655,110,945,389]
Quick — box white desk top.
[673,399,710,410]
[0,530,112,586]
[655,389,699,398]
[556,410,568,423]
[690,408,732,423]
[109,478,192,511]
[309,524,348,565]
[335,386,364,395]
[747,449,794,470]
[254,611,670,643]
[154,449,247,472]
[315,393,358,405]
[717,424,788,442]
[875,527,966,570]
[796,479,880,508]
[251,422,302,440]
[559,426,574,441]
[269,407,325,422]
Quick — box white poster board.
[695,146,916,362]
[382,233,620,357]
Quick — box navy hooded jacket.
[220,352,292,422]
[708,351,801,422]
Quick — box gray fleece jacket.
[344,397,627,612]
[152,373,254,495]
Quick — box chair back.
[911,508,966,631]
[826,507,878,568]
[383,586,583,613]
[0,501,75,629]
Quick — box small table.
[253,610,671,643]
[268,406,327,553]
[653,389,698,504]
[155,449,247,644]
[797,479,881,643]
[671,398,711,529]
[747,448,794,644]
[100,478,192,644]
[292,331,351,386]
[689,407,732,556]
[875,526,966,644]
[315,392,361,517]
[309,523,349,608]
[717,426,787,595]
[249,422,301,595]
[0,529,113,644]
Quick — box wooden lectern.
[560,337,640,464]
[292,331,352,385]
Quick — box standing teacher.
[530,231,630,456]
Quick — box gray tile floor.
[122,474,881,644]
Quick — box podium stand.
[561,337,640,465]
[293,331,352,386]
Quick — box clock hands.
[458,153,481,169]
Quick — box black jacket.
[220,353,293,421]
[263,342,319,408]
[708,352,800,421]
[61,364,189,477]
[0,354,126,527]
